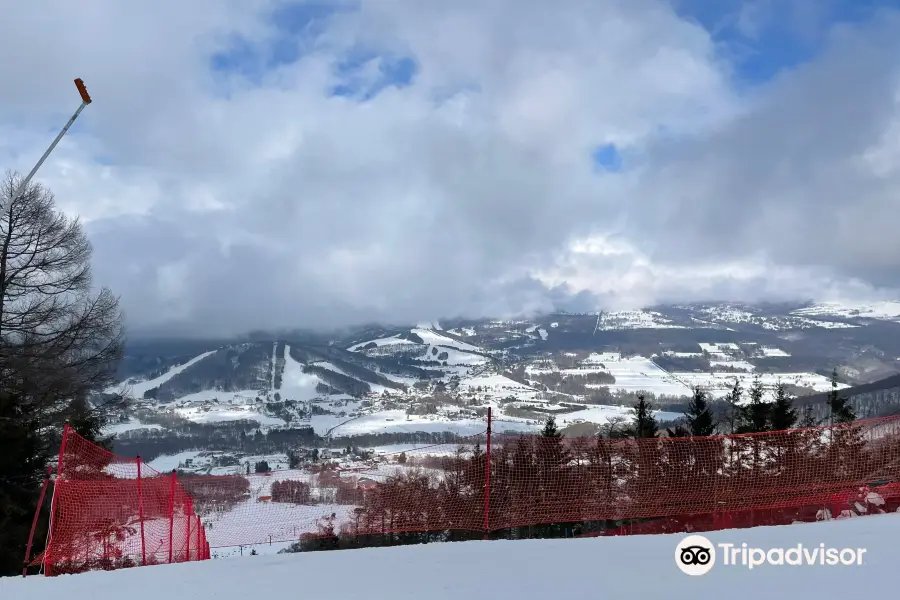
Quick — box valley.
[101,300,900,464]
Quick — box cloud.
[0,0,898,337]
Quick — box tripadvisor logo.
[675,535,867,576]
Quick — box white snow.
[760,347,791,358]
[326,410,506,436]
[7,514,897,599]
[103,419,163,435]
[793,300,900,320]
[410,328,483,352]
[348,336,415,351]
[671,371,849,400]
[175,404,286,426]
[537,328,548,340]
[596,310,685,330]
[710,360,755,371]
[114,351,217,398]
[280,344,326,402]
[147,451,207,472]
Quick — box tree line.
[0,173,119,576]
[288,374,884,553]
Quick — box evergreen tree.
[68,396,113,450]
[724,380,743,434]
[541,415,561,438]
[536,416,569,537]
[827,369,855,424]
[825,370,864,478]
[770,383,798,432]
[0,390,50,575]
[738,376,772,434]
[798,404,818,428]
[684,386,715,436]
[769,383,800,471]
[630,395,658,438]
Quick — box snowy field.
[5,514,896,599]
[792,301,900,320]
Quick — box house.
[257,496,272,503]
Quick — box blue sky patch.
[209,1,347,83]
[330,50,418,100]
[592,144,622,172]
[673,0,888,86]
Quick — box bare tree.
[0,171,124,426]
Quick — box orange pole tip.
[74,78,92,104]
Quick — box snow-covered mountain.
[102,301,900,457]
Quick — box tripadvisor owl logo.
[674,534,868,575]
[675,535,715,576]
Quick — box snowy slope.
[115,351,217,398]
[410,328,483,352]
[6,514,896,599]
[793,301,900,320]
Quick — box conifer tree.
[630,395,659,438]
[0,390,50,575]
[827,369,855,424]
[770,383,798,432]
[685,386,715,437]
[738,375,771,434]
[536,416,569,537]
[541,415,562,438]
[724,380,743,434]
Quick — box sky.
[1,0,899,337]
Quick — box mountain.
[102,300,900,460]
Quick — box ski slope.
[114,350,217,398]
[5,514,895,599]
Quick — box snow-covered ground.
[103,419,163,436]
[596,310,685,330]
[6,514,896,599]
[671,371,848,400]
[793,300,900,320]
[347,336,416,351]
[112,351,218,398]
[410,328,484,353]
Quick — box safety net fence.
[30,415,900,574]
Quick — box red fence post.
[167,470,176,564]
[136,455,147,565]
[483,407,492,540]
[44,422,71,577]
[185,497,193,562]
[195,514,201,561]
[22,467,52,577]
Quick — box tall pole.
[167,471,176,564]
[10,79,92,201]
[136,456,147,565]
[483,407,492,540]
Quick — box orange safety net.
[37,416,900,574]
[36,425,210,575]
